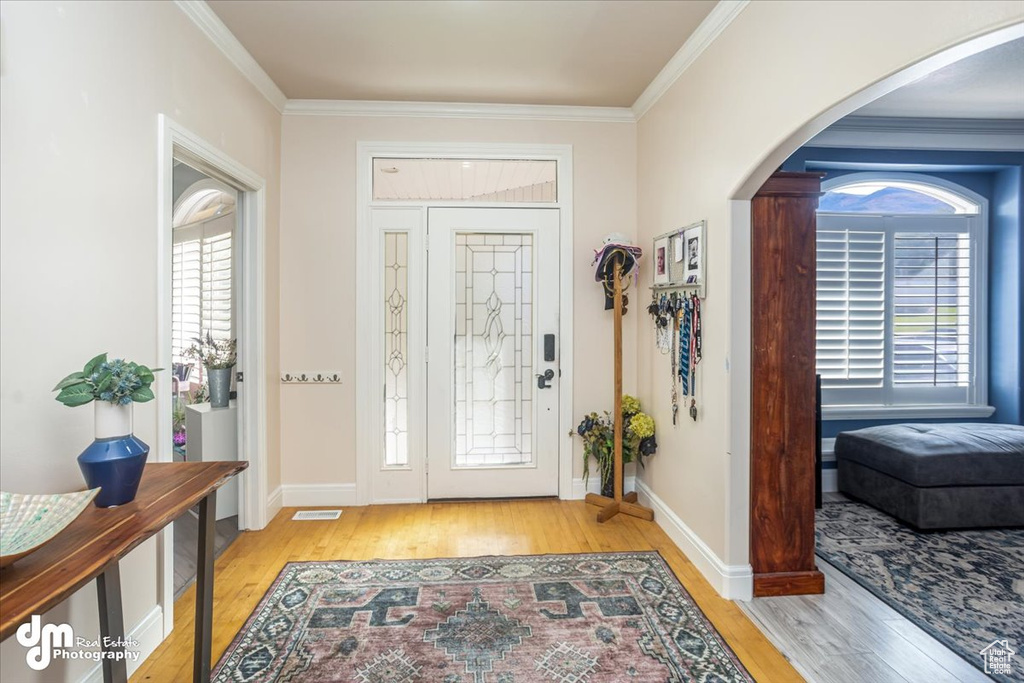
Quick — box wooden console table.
[0,461,248,683]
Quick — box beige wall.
[0,2,281,680]
[4,4,1023,678]
[636,0,1024,569]
[279,116,637,486]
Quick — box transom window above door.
[373,158,556,202]
[815,173,992,419]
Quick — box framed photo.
[653,237,670,285]
[683,225,702,283]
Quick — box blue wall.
[783,147,1024,437]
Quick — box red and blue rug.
[212,552,754,682]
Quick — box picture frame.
[653,236,670,285]
[683,224,702,284]
[651,220,706,298]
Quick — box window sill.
[822,404,996,421]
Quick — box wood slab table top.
[0,461,248,642]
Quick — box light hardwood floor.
[739,494,991,683]
[132,499,803,682]
[740,561,990,683]
[173,514,240,599]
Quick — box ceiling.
[856,38,1024,119]
[206,0,716,106]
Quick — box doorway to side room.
[169,162,243,599]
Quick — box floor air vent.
[292,510,342,521]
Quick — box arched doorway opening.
[729,22,1024,596]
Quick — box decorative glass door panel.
[371,208,425,503]
[428,209,559,498]
[383,232,409,467]
[454,233,534,467]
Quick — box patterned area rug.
[816,500,1024,681]
[213,552,754,682]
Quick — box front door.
[426,208,560,498]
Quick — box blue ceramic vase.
[78,402,149,508]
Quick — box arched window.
[820,177,980,215]
[816,173,989,417]
[171,180,237,371]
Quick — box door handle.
[536,369,554,389]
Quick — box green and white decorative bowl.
[0,488,100,569]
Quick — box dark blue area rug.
[816,500,1024,682]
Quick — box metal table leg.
[96,563,128,683]
[194,490,217,682]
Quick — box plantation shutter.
[202,229,233,343]
[892,232,971,387]
[815,220,885,395]
[172,213,234,364]
[171,240,202,363]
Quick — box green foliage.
[53,353,162,407]
[572,395,657,488]
[172,397,187,432]
[184,332,237,370]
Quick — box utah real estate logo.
[980,639,1016,676]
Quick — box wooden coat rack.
[586,258,654,523]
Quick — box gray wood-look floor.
[173,513,240,600]
[739,495,990,683]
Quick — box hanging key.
[689,399,698,421]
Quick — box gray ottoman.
[835,423,1024,530]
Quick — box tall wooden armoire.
[750,171,826,597]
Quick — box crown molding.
[808,116,1024,151]
[632,0,750,120]
[175,0,747,123]
[175,0,287,113]
[830,116,1024,135]
[283,99,636,123]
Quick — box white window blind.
[202,231,233,341]
[171,239,202,363]
[815,229,885,389]
[171,213,234,366]
[892,232,971,388]
[816,212,980,408]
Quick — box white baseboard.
[281,483,358,507]
[822,437,836,462]
[821,437,838,492]
[80,606,163,683]
[635,479,753,601]
[823,468,838,493]
[570,476,636,499]
[267,486,283,521]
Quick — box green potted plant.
[573,394,657,498]
[184,332,236,408]
[53,353,161,507]
[172,397,187,452]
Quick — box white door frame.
[156,115,269,635]
[355,142,575,504]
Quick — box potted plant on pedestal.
[53,353,161,507]
[185,333,237,408]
